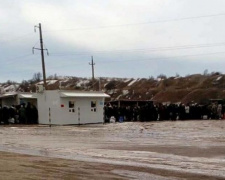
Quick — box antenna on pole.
[33,23,49,90]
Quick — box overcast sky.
[1,0,225,82]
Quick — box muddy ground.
[0,120,225,179]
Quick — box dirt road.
[0,120,225,179]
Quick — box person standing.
[0,105,2,124]
[26,102,32,124]
[30,104,38,124]
[19,105,26,124]
[2,106,9,124]
[217,104,222,119]
[185,104,190,120]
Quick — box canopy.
[19,94,37,99]
[0,93,17,99]
[60,92,110,98]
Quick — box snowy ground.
[0,120,225,179]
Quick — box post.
[39,23,47,89]
[49,107,51,127]
[89,56,95,89]
[78,107,80,125]
[33,23,48,90]
[99,77,101,91]
[91,56,95,81]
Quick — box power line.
[97,51,225,63]
[45,51,225,68]
[2,54,39,66]
[49,42,225,57]
[3,53,33,61]
[0,32,34,44]
[3,47,225,67]
[44,13,225,32]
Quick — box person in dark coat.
[30,104,38,124]
[19,105,26,124]
[0,105,2,124]
[2,106,9,124]
[8,105,16,124]
[26,102,32,124]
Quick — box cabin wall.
[37,91,105,125]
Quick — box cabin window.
[69,101,75,113]
[91,101,97,112]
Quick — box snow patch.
[48,80,58,85]
[36,80,58,85]
[107,89,118,95]
[124,78,131,83]
[104,82,109,88]
[105,78,112,82]
[157,78,164,82]
[128,79,138,86]
[116,95,122,100]
[216,76,222,81]
[4,84,19,92]
[122,90,129,96]
[107,90,114,95]
[36,81,44,85]
[60,79,69,83]
[76,79,90,87]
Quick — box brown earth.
[5,73,225,104]
[1,121,225,179]
[1,151,224,180]
[0,152,126,180]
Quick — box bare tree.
[157,74,167,79]
[203,69,208,76]
[32,72,42,82]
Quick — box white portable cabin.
[36,90,110,125]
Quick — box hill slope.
[1,73,225,104]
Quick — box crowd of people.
[1,101,224,124]
[0,102,38,125]
[104,102,224,123]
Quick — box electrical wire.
[2,53,36,65]
[0,32,34,44]
[5,53,33,61]
[50,42,225,57]
[2,44,225,67]
[44,13,225,32]
[45,51,225,68]
[2,50,225,79]
[97,51,225,63]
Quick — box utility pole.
[33,23,49,90]
[89,56,95,89]
[99,77,101,91]
[89,56,95,81]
